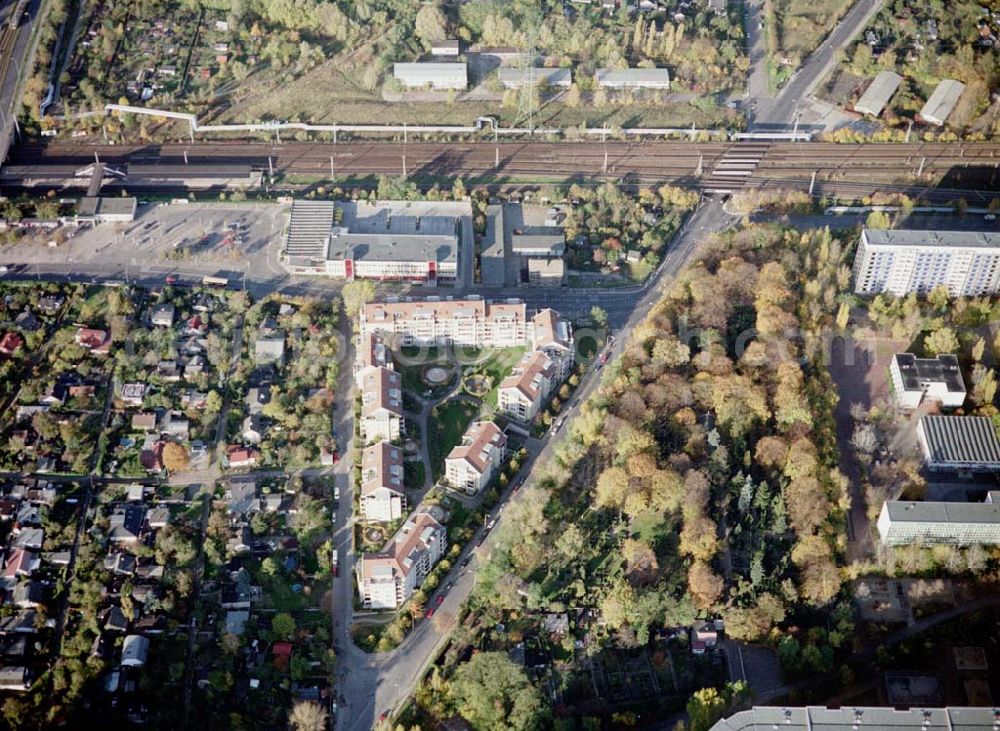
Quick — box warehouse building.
[710,706,1000,730]
[877,494,1000,546]
[853,70,902,117]
[595,67,671,89]
[282,200,466,284]
[917,415,1000,471]
[919,79,966,126]
[393,62,468,90]
[75,196,138,224]
[889,353,966,410]
[851,228,1000,297]
[498,67,572,89]
[511,226,566,256]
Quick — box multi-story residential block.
[359,298,528,349]
[354,333,394,387]
[360,366,404,443]
[917,415,1000,471]
[283,200,466,284]
[356,510,446,609]
[709,706,1000,731]
[889,353,966,410]
[445,421,507,494]
[360,443,406,523]
[498,350,555,422]
[530,308,575,381]
[852,229,1000,297]
[877,492,1000,546]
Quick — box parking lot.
[0,202,288,282]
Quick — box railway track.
[0,25,15,90]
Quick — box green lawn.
[404,460,425,488]
[462,347,526,408]
[428,398,480,480]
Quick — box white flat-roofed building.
[852,228,1000,297]
[431,39,460,56]
[498,67,572,89]
[360,298,528,348]
[360,366,404,443]
[853,71,902,117]
[498,350,555,422]
[511,226,566,256]
[919,79,966,126]
[445,421,507,494]
[393,62,468,90]
[877,493,1000,546]
[917,415,1000,471]
[360,443,406,523]
[890,353,966,409]
[356,510,446,609]
[709,705,1000,731]
[76,197,138,223]
[595,67,671,89]
[283,200,467,283]
[531,308,575,381]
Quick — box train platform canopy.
[284,200,336,265]
[853,71,902,117]
[919,79,966,126]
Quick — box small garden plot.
[428,398,480,479]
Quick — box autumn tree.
[161,442,190,473]
[924,326,959,356]
[688,560,724,608]
[448,652,546,731]
[289,701,328,731]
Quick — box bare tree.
[851,423,878,455]
[289,701,328,731]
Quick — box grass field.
[771,0,854,63]
[461,347,526,408]
[428,398,480,480]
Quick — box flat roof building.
[919,79,966,126]
[595,67,671,89]
[76,197,138,223]
[852,228,1000,297]
[431,39,460,56]
[877,493,1000,546]
[917,415,1000,471]
[393,62,468,90]
[527,257,565,287]
[511,226,566,256]
[710,706,1000,731]
[283,200,467,284]
[359,297,529,349]
[889,353,965,410]
[853,70,902,117]
[498,67,572,89]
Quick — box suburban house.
[445,421,507,494]
[75,328,110,354]
[121,634,149,667]
[498,350,555,422]
[916,415,1000,471]
[226,446,261,469]
[0,332,23,355]
[359,366,404,443]
[360,443,406,523]
[359,298,529,349]
[119,383,147,407]
[150,304,175,327]
[254,334,286,367]
[889,353,966,410]
[355,510,446,609]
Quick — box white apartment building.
[354,333,394,388]
[360,366,404,443]
[877,493,1000,546]
[889,353,966,410]
[445,421,507,494]
[360,443,406,523]
[531,308,575,381]
[359,298,528,349]
[917,415,1000,472]
[852,229,1000,297]
[356,510,446,609]
[498,350,555,422]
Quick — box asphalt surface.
[752,0,886,130]
[0,0,40,164]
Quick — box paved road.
[752,0,885,130]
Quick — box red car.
[165,275,177,284]
[435,594,445,607]
[425,608,435,618]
